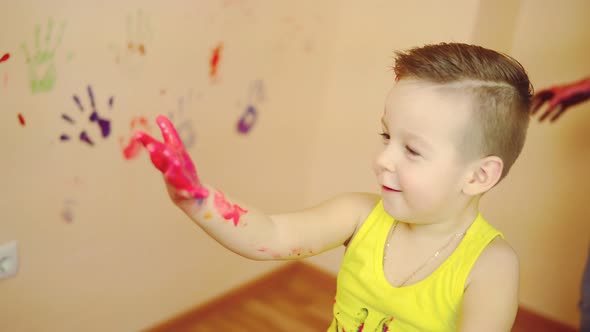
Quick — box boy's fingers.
[156,115,185,148]
[130,131,172,172]
[164,170,209,199]
[132,131,163,149]
[123,131,157,159]
[149,148,170,173]
[188,185,210,199]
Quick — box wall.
[1,1,335,330]
[478,0,590,326]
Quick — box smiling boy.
[127,42,532,331]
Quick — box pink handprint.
[123,115,209,199]
[531,77,590,122]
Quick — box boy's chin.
[381,200,406,220]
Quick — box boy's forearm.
[174,183,284,260]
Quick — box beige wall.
[478,0,590,326]
[1,0,588,330]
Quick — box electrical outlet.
[0,240,18,280]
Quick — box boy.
[125,42,532,331]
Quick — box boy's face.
[374,79,475,223]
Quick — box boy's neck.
[403,196,481,238]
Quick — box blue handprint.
[167,89,197,149]
[60,85,114,146]
[236,80,265,134]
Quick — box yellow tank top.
[328,200,503,332]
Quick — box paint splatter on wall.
[21,18,67,94]
[0,53,9,63]
[60,85,114,146]
[17,113,26,126]
[209,42,223,83]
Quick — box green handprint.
[21,18,66,94]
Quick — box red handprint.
[123,115,209,199]
[531,78,590,122]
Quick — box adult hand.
[531,78,590,122]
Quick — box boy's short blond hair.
[393,42,533,181]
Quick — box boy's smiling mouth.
[382,185,401,192]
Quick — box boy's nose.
[375,145,397,173]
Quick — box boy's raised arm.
[124,115,374,260]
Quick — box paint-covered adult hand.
[531,78,590,122]
[123,115,209,200]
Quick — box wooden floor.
[147,262,577,332]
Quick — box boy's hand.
[531,78,590,122]
[123,115,209,200]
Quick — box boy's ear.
[462,156,503,195]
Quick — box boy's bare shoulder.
[338,192,381,245]
[467,236,519,287]
[339,192,380,222]
[460,237,519,330]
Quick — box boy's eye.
[379,132,390,140]
[405,145,420,157]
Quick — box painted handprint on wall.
[108,10,153,76]
[60,85,114,146]
[61,199,77,224]
[167,89,197,149]
[21,18,67,93]
[237,79,265,134]
[59,176,85,224]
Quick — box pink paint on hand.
[122,137,142,159]
[0,53,9,63]
[214,190,248,226]
[123,115,209,199]
[120,116,152,159]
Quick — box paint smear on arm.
[213,190,248,226]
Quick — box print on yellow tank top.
[327,200,503,332]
